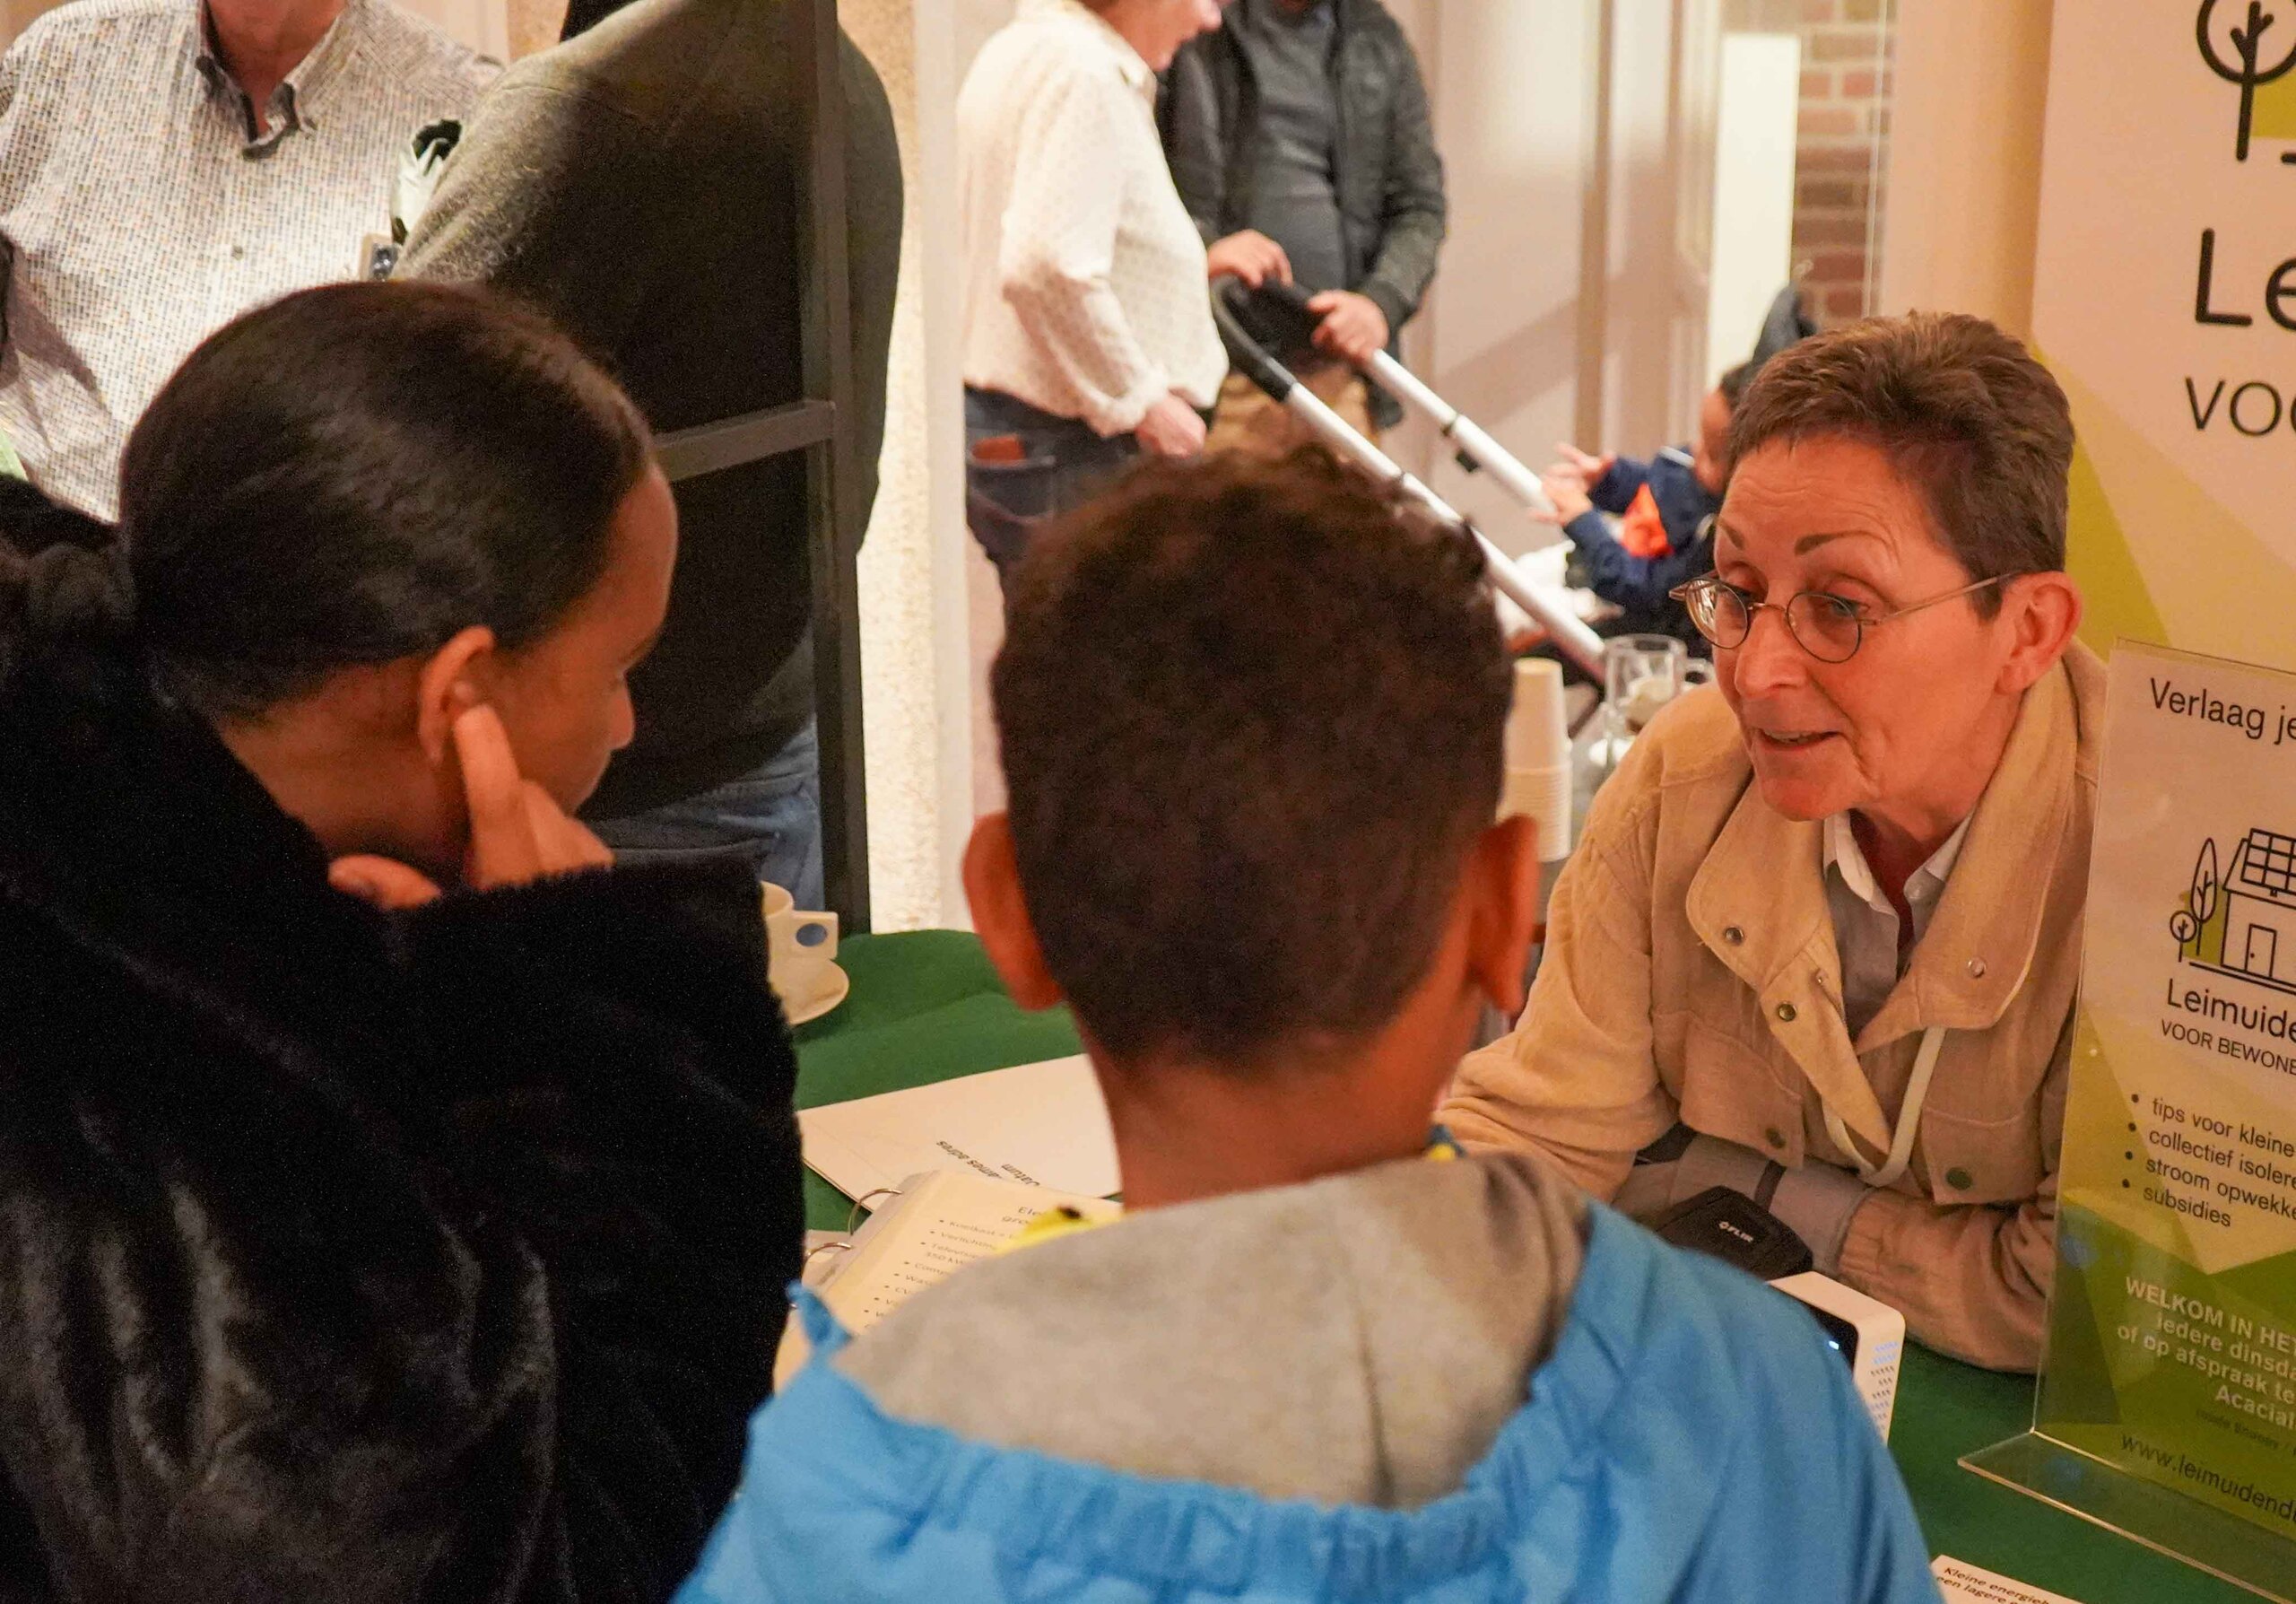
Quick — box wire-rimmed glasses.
[1667,574,2013,664]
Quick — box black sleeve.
[1158,43,1231,247]
[397,74,677,364]
[388,857,804,1600]
[841,34,903,542]
[1357,31,1448,334]
[0,854,796,1604]
[392,855,803,1312]
[0,932,575,1604]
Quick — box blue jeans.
[591,719,824,908]
[964,388,1141,587]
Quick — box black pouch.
[1647,1185,1814,1281]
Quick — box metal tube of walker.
[1361,350,1559,519]
[1279,382,1608,678]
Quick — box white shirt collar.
[1022,0,1157,95]
[1823,810,1973,919]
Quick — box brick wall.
[1731,0,1895,325]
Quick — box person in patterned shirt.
[0,0,491,518]
[958,0,1253,589]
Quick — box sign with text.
[1982,9,2296,1589]
[1977,644,2296,1591]
[2032,2,2296,669]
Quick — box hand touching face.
[326,466,677,903]
[328,699,617,908]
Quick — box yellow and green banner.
[2039,3,2296,666]
[1974,5,2296,1591]
[2011,645,2296,1556]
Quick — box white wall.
[1388,0,1718,563]
[1706,33,1799,383]
[847,0,982,931]
[1384,0,1602,561]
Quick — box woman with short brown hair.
[1447,312,2092,1373]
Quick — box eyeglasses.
[1667,574,2014,664]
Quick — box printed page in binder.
[798,1055,1120,1203]
[821,1170,1120,1335]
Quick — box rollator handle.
[1205,275,1607,678]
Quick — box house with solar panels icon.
[2173,830,2296,995]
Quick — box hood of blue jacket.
[678,1155,1940,1604]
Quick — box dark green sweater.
[401,0,900,817]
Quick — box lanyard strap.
[1822,1025,1947,1189]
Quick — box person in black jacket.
[400,0,903,910]
[0,282,803,1604]
[1160,0,1445,452]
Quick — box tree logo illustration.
[2198,0,2296,161]
[2172,836,2219,948]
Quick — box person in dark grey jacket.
[1160,0,1444,448]
[401,0,901,910]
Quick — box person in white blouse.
[959,0,1283,588]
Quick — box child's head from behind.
[969,452,1539,1185]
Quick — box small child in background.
[1538,362,1750,646]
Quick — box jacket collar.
[194,0,370,152]
[1857,653,2082,1048]
[1684,649,2090,1146]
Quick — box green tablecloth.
[796,931,2252,1603]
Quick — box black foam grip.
[1210,275,1298,403]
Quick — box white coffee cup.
[761,882,839,1009]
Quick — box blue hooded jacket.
[1563,447,1719,640]
[678,1159,1940,1604]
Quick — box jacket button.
[1774,1001,1797,1023]
[1765,1127,1787,1149]
[1946,1167,1974,1190]
[1967,958,1987,979]
[1723,926,1744,945]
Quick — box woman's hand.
[327,854,448,911]
[1135,392,1208,459]
[329,701,613,909]
[1205,230,1291,288]
[453,700,614,887]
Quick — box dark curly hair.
[993,449,1510,1067]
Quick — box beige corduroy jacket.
[1445,642,2104,1372]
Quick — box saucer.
[781,960,851,1027]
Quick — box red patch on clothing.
[1618,484,1674,558]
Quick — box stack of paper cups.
[1500,658,1571,860]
